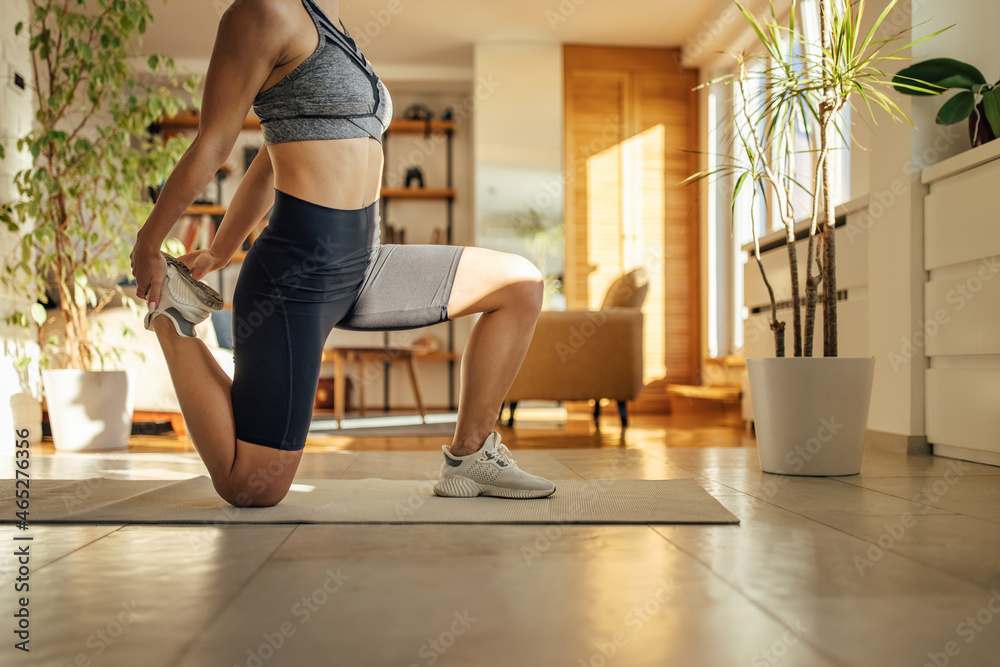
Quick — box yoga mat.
[0,477,739,525]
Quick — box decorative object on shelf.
[404,166,425,189]
[412,334,441,353]
[403,103,435,137]
[441,107,454,121]
[893,58,1000,148]
[0,0,199,450]
[688,0,937,475]
[384,222,406,244]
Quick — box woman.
[130,0,555,507]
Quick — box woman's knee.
[503,254,544,311]
[213,474,292,508]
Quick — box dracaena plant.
[690,0,943,357]
[0,0,200,371]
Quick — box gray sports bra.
[251,0,392,145]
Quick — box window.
[705,0,852,355]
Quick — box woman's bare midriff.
[268,137,384,210]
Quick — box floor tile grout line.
[165,524,301,667]
[644,523,853,667]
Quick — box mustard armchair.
[503,268,648,427]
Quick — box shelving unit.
[380,119,458,410]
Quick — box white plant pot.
[10,392,43,446]
[42,369,136,451]
[747,357,875,476]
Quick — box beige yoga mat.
[0,477,739,525]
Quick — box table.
[321,346,427,425]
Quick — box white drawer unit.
[922,140,1000,465]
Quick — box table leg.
[332,351,345,425]
[404,355,426,423]
[357,353,367,418]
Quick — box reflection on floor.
[3,409,999,666]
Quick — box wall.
[0,0,37,444]
[472,43,564,286]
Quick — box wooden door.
[564,46,699,411]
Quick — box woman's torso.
[256,0,384,210]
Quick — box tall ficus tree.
[0,0,200,370]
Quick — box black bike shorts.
[230,188,464,450]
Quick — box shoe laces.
[480,438,517,468]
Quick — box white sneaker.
[143,253,223,338]
[434,431,556,499]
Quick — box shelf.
[386,119,456,134]
[159,114,261,131]
[381,188,455,199]
[412,351,458,361]
[184,205,226,216]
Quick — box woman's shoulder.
[221,0,300,27]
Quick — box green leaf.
[14,21,23,36]
[732,171,749,216]
[30,303,46,326]
[936,90,976,125]
[893,58,986,96]
[981,87,1000,138]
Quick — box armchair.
[503,268,648,427]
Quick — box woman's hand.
[177,248,226,281]
[130,236,167,312]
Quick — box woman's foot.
[434,431,556,499]
[143,252,223,337]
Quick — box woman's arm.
[179,146,275,280]
[131,0,291,309]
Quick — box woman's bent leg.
[445,247,543,456]
[151,317,301,507]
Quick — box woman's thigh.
[446,246,544,319]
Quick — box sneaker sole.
[434,475,556,499]
[162,252,224,311]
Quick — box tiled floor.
[2,412,999,666]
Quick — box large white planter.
[42,369,136,451]
[747,357,875,476]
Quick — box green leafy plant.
[690,0,942,357]
[0,0,200,371]
[892,58,999,146]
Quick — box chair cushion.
[600,267,650,310]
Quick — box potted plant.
[892,58,1000,147]
[0,0,198,450]
[691,0,940,475]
